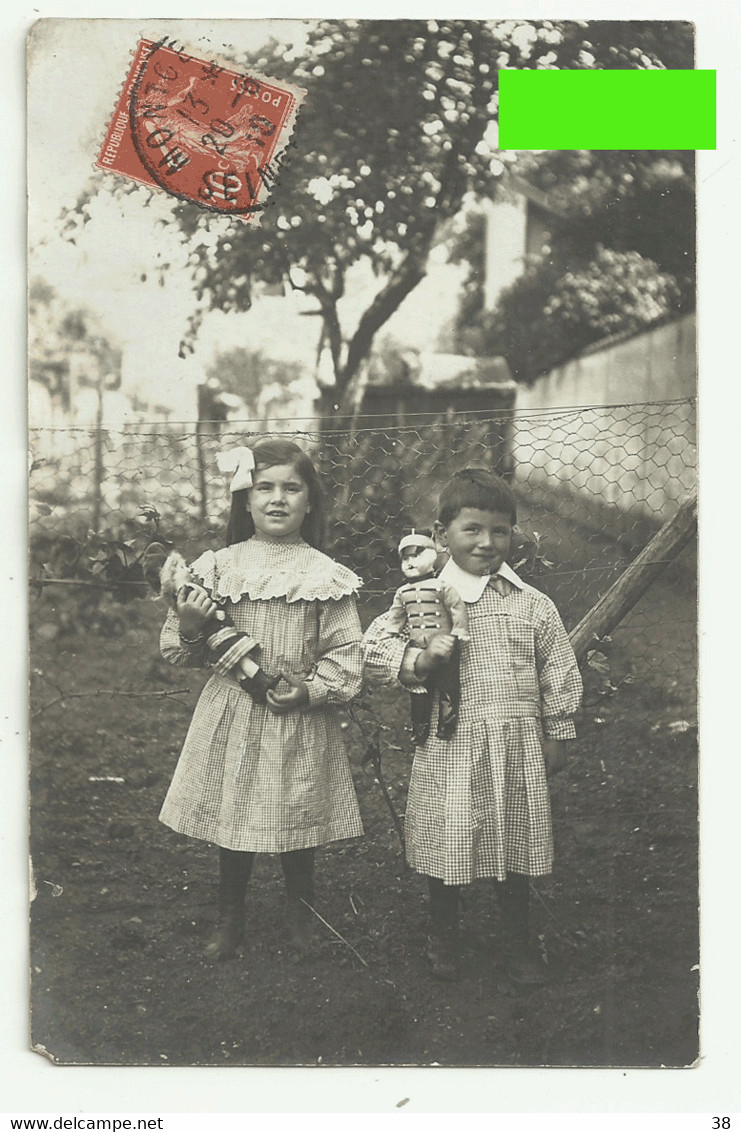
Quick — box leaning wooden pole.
[568,490,697,667]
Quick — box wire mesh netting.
[29,398,697,699]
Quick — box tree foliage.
[29,279,123,407]
[204,346,303,411]
[62,19,695,410]
[462,247,684,382]
[452,144,695,380]
[522,148,696,287]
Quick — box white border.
[6,0,740,1117]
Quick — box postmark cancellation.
[96,37,306,223]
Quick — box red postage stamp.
[96,38,305,223]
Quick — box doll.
[384,532,469,744]
[159,551,279,703]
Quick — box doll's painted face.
[246,463,310,543]
[400,545,438,580]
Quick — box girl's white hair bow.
[216,446,256,493]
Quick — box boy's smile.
[436,507,513,576]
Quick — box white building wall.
[481,196,529,312]
[513,315,697,525]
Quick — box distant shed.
[356,351,517,477]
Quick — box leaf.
[361,741,381,768]
[586,650,610,677]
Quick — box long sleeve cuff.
[306,678,330,708]
[305,663,363,708]
[172,635,209,667]
[543,718,577,741]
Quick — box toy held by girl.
[159,439,364,960]
[363,469,582,985]
[159,550,280,702]
[383,530,470,745]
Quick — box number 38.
[712,1119,730,1129]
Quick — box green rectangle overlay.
[498,70,716,150]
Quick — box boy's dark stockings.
[426,877,461,982]
[281,847,316,947]
[494,872,547,985]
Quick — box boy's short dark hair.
[438,468,517,526]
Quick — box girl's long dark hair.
[225,439,327,550]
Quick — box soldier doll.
[384,531,469,745]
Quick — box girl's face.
[436,507,513,576]
[246,463,310,542]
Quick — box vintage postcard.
[19,8,733,1114]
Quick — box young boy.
[362,468,582,984]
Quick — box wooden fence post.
[92,370,105,534]
[569,491,697,666]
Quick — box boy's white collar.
[438,557,524,602]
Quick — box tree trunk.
[568,491,697,666]
[328,252,429,416]
[92,369,105,534]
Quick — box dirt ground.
[28,520,698,1068]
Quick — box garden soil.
[28,520,698,1068]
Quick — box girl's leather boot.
[205,848,255,961]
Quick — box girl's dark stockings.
[205,847,255,961]
[426,877,461,981]
[494,871,547,984]
[424,872,546,985]
[205,847,316,960]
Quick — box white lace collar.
[189,541,362,604]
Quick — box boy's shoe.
[425,931,460,982]
[286,897,315,951]
[502,944,548,986]
[239,668,280,704]
[204,908,244,962]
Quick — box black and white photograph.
[18,8,725,1098]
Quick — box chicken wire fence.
[29,398,697,701]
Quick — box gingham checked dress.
[159,538,364,852]
[362,561,582,885]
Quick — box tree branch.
[33,686,191,719]
[338,251,428,410]
[311,274,345,379]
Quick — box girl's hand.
[176,586,218,638]
[414,633,456,678]
[542,738,568,779]
[266,671,310,714]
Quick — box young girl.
[159,439,364,960]
[363,468,582,985]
